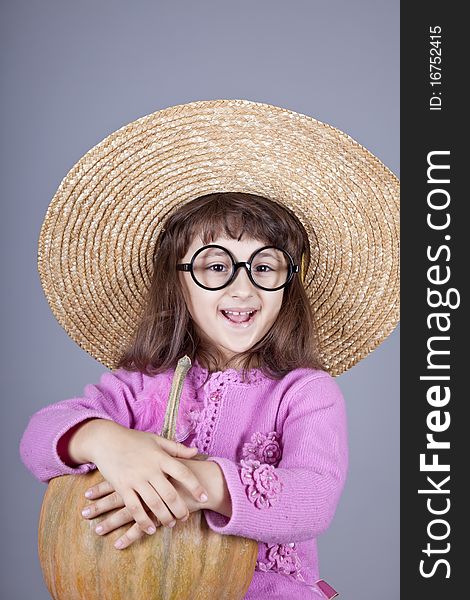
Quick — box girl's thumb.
[157,437,199,457]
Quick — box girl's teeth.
[221,310,255,324]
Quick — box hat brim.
[38,98,399,376]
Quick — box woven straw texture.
[38,98,399,376]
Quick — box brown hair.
[116,192,327,384]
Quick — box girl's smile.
[179,235,285,366]
[219,308,258,328]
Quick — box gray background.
[1,1,399,598]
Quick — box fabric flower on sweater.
[256,542,305,582]
[185,407,203,431]
[242,430,282,465]
[240,458,283,508]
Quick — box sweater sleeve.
[19,368,144,483]
[202,374,348,544]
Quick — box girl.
[20,99,399,600]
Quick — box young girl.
[20,100,399,600]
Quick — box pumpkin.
[38,357,258,599]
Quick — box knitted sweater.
[19,361,348,599]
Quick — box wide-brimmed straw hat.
[37,98,399,376]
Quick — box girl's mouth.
[219,309,258,328]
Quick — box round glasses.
[176,244,300,291]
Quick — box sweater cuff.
[52,414,113,478]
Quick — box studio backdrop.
[1,1,399,599]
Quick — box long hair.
[116,192,327,384]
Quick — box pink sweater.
[19,360,348,599]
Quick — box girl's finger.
[155,437,199,458]
[81,491,124,519]
[121,488,159,535]
[94,506,148,536]
[139,478,186,526]
[114,521,149,550]
[164,458,209,505]
[138,476,179,531]
[84,479,115,499]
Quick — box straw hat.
[38,98,399,376]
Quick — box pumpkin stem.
[160,355,192,441]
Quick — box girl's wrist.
[180,458,232,517]
[207,460,232,518]
[67,418,119,465]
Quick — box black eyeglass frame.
[176,244,300,292]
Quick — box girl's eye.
[255,264,274,272]
[207,263,229,272]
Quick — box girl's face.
[179,235,284,368]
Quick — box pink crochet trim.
[242,431,282,465]
[240,458,283,508]
[196,387,223,454]
[256,542,305,582]
[178,385,225,451]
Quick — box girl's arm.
[199,374,349,545]
[19,368,144,482]
[77,375,343,548]
[62,418,123,465]
[175,458,232,518]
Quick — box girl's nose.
[227,266,255,295]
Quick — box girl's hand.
[81,476,201,550]
[81,480,160,549]
[88,423,209,536]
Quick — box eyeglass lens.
[192,247,290,289]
